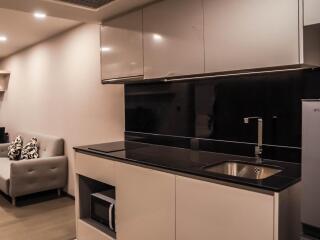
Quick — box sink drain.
[254,167,262,174]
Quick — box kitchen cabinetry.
[101,0,302,82]
[100,10,143,81]
[115,162,175,240]
[75,153,175,240]
[203,0,300,72]
[176,176,274,240]
[143,0,204,79]
[77,219,114,240]
[75,153,117,240]
[74,152,300,240]
[75,153,116,186]
[304,0,320,26]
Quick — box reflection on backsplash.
[195,72,303,146]
[125,83,195,137]
[125,68,320,162]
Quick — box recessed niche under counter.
[75,152,118,240]
[78,175,116,239]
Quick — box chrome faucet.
[244,117,263,164]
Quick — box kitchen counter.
[74,141,301,192]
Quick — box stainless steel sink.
[203,161,282,180]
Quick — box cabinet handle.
[102,65,317,84]
[166,72,176,77]
[101,75,144,84]
[109,203,115,231]
[164,65,313,83]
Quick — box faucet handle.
[255,146,262,155]
[243,116,262,124]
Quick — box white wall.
[0,24,125,195]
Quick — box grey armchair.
[0,132,68,206]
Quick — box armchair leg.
[12,197,16,206]
[57,188,61,197]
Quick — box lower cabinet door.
[176,176,274,240]
[115,163,175,240]
[77,219,114,240]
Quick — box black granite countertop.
[74,141,301,192]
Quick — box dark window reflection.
[196,72,303,147]
[125,83,195,137]
[125,69,320,148]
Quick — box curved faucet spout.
[243,117,263,164]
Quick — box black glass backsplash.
[125,69,320,162]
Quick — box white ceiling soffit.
[0,0,159,22]
[0,8,79,58]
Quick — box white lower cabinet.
[115,163,175,240]
[75,154,299,240]
[176,176,274,240]
[77,219,114,240]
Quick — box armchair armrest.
[10,156,68,197]
[0,143,10,158]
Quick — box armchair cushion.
[17,132,64,158]
[10,156,67,197]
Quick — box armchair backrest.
[16,132,64,158]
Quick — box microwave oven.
[90,189,116,232]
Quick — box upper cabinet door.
[101,10,143,80]
[204,0,300,73]
[143,0,204,79]
[304,0,320,26]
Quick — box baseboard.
[63,191,75,200]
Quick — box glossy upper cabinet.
[143,0,204,79]
[101,10,143,81]
[204,0,300,73]
[304,0,320,26]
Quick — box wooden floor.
[0,193,76,240]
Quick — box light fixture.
[0,35,7,42]
[101,47,112,52]
[34,11,47,19]
[153,33,163,42]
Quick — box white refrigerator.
[302,100,320,239]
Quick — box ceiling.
[0,0,159,22]
[0,8,79,59]
[0,0,158,59]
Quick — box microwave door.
[91,191,116,231]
